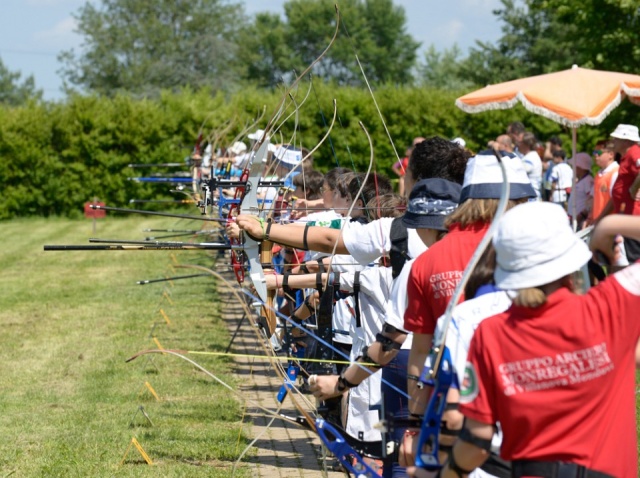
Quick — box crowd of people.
[209,121,640,477]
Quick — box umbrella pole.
[571,127,578,231]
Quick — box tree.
[234,12,294,88]
[239,0,420,87]
[58,0,247,97]
[0,57,42,106]
[417,45,476,91]
[460,0,640,86]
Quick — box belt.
[481,453,511,478]
[512,460,613,478]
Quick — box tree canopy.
[448,0,640,86]
[0,58,42,106]
[238,0,420,88]
[59,0,420,96]
[58,0,246,97]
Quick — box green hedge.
[1,83,637,218]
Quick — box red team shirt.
[611,144,640,216]
[404,222,490,335]
[459,263,640,477]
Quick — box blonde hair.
[513,288,547,308]
[445,198,528,228]
[512,275,574,308]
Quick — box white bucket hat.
[610,124,640,143]
[273,145,303,169]
[493,202,591,289]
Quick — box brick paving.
[221,289,344,478]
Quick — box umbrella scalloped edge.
[456,82,640,128]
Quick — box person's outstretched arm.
[236,214,348,254]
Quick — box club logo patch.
[460,362,479,403]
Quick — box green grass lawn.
[0,216,251,477]
[2,215,640,475]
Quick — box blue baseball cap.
[402,178,461,231]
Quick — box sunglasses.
[592,150,603,156]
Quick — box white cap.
[248,129,268,141]
[610,124,640,143]
[493,202,591,289]
[452,137,466,148]
[228,141,247,155]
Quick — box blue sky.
[0,0,503,101]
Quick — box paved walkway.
[221,287,344,478]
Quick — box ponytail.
[513,288,547,308]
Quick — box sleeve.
[342,218,393,265]
[458,325,497,425]
[338,271,355,293]
[597,262,640,345]
[403,258,436,335]
[339,268,391,309]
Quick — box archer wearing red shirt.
[446,202,640,478]
[604,124,640,264]
[403,152,536,426]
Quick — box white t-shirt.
[339,267,393,359]
[342,217,427,266]
[550,162,573,203]
[339,266,392,444]
[433,290,512,390]
[431,289,512,457]
[522,151,543,198]
[383,257,416,350]
[296,209,342,224]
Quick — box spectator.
[517,132,543,199]
[609,124,640,262]
[487,134,514,154]
[543,135,563,161]
[549,149,572,207]
[393,137,425,197]
[507,122,526,157]
[590,141,619,223]
[567,152,594,229]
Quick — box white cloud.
[33,16,79,49]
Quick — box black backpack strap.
[389,216,411,279]
[353,271,362,328]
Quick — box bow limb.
[175,264,318,431]
[415,151,511,470]
[257,5,340,145]
[337,9,402,166]
[316,419,382,477]
[227,139,271,301]
[324,120,374,284]
[271,79,313,141]
[208,116,238,164]
[229,106,267,148]
[125,348,300,426]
